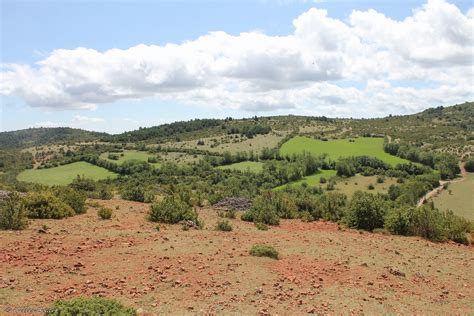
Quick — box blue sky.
[1,0,473,133]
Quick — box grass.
[17,162,118,186]
[280,136,410,166]
[432,173,474,220]
[334,174,398,198]
[163,132,287,154]
[250,244,279,259]
[217,161,264,173]
[100,150,160,166]
[274,169,337,190]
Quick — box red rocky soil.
[0,199,473,314]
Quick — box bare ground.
[1,199,473,315]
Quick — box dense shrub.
[97,207,113,220]
[46,296,136,315]
[121,183,145,202]
[53,187,87,214]
[244,192,298,225]
[216,220,233,231]
[344,191,387,231]
[23,192,75,219]
[385,206,472,244]
[255,222,269,230]
[250,244,279,259]
[148,196,198,224]
[314,192,347,221]
[0,193,28,230]
[70,175,112,200]
[384,207,411,235]
[465,158,474,172]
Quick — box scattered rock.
[388,267,405,277]
[213,197,252,211]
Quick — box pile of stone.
[213,197,252,211]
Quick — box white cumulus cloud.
[0,0,472,117]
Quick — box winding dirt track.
[417,162,467,207]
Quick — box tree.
[0,193,28,230]
[344,191,387,231]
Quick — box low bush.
[216,220,233,231]
[250,244,279,259]
[344,191,387,231]
[53,187,87,214]
[0,193,28,230]
[46,296,136,315]
[465,158,474,172]
[255,222,269,230]
[385,206,472,244]
[97,207,113,220]
[23,191,75,219]
[148,195,198,224]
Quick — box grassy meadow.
[217,161,264,173]
[274,169,337,190]
[17,161,118,186]
[280,137,410,166]
[100,150,160,166]
[432,173,474,220]
[334,174,398,198]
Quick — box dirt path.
[417,162,467,207]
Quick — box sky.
[1,0,473,134]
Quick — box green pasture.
[17,161,118,186]
[280,137,410,166]
[432,173,474,221]
[100,150,160,166]
[274,169,337,190]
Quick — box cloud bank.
[1,0,473,117]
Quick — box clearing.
[162,132,288,154]
[274,169,337,190]
[16,162,118,186]
[334,174,398,198]
[432,173,474,221]
[100,150,159,166]
[280,137,410,166]
[0,199,472,314]
[217,161,264,173]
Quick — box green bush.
[46,296,136,315]
[121,183,145,202]
[216,220,233,231]
[245,193,285,226]
[148,195,198,224]
[0,193,28,230]
[97,207,113,220]
[250,244,279,259]
[241,210,254,222]
[23,191,75,219]
[53,187,87,214]
[314,192,347,221]
[344,191,387,231]
[385,207,411,235]
[384,206,472,244]
[255,222,269,230]
[465,158,474,172]
[367,183,375,190]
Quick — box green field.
[280,137,410,166]
[17,161,118,186]
[334,174,397,198]
[274,169,337,190]
[432,173,474,220]
[217,161,264,173]
[100,150,160,166]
